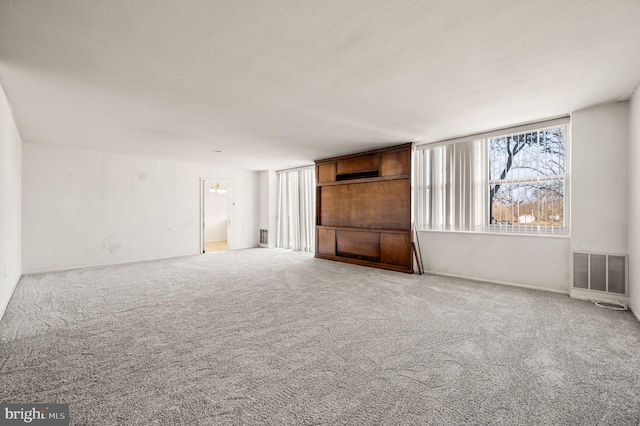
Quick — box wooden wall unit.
[315,143,413,273]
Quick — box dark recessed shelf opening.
[335,170,379,181]
[337,251,380,262]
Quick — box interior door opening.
[202,179,230,253]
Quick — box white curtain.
[276,167,315,252]
[415,139,488,231]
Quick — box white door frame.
[200,178,232,253]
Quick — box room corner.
[0,81,23,321]
[628,85,640,322]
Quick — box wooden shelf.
[315,143,413,273]
[316,225,408,234]
[315,174,410,187]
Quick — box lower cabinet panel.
[381,233,410,266]
[316,227,413,273]
[317,228,336,256]
[336,230,381,262]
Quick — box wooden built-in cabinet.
[315,143,413,273]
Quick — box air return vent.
[259,229,268,247]
[573,252,627,295]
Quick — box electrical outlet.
[102,242,109,249]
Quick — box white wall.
[23,142,259,272]
[0,83,22,319]
[204,186,229,242]
[418,102,631,295]
[629,89,640,320]
[418,232,570,292]
[571,102,629,255]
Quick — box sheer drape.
[415,140,487,231]
[276,167,315,252]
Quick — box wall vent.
[573,252,627,295]
[259,229,268,247]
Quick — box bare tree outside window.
[489,126,566,232]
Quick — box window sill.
[416,229,570,239]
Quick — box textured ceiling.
[1,0,640,171]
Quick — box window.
[415,118,569,234]
[489,126,566,233]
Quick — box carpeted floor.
[1,248,639,425]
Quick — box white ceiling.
[1,1,640,171]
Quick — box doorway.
[201,179,231,253]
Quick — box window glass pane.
[488,127,566,181]
[489,137,508,181]
[490,182,539,226]
[538,127,566,176]
[490,180,564,228]
[538,180,564,227]
[502,132,538,181]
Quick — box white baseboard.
[22,253,200,275]
[569,288,629,304]
[628,301,640,323]
[22,246,264,275]
[424,270,569,295]
[0,274,21,322]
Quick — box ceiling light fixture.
[210,182,227,194]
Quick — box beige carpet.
[1,248,639,425]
